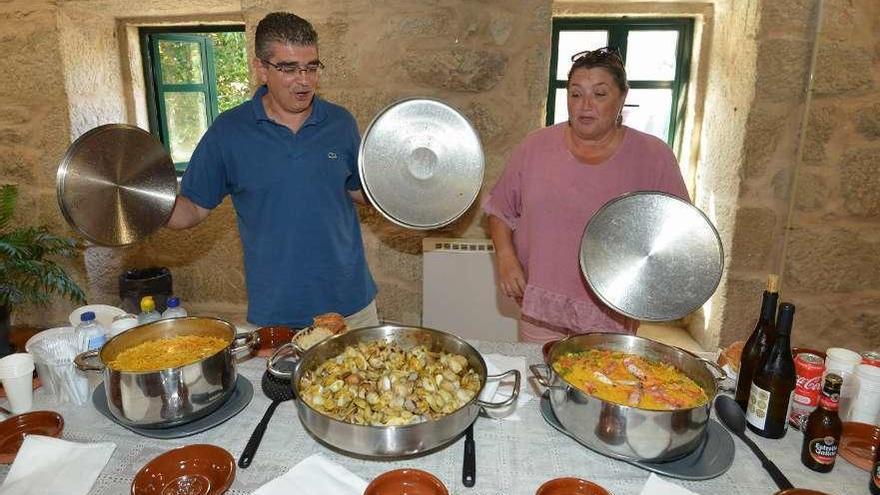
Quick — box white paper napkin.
[480,353,533,420]
[253,453,368,495]
[0,435,115,495]
[639,473,703,495]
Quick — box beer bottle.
[735,274,779,410]
[746,302,796,438]
[871,429,880,494]
[801,373,843,472]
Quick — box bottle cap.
[167,296,179,308]
[80,311,96,321]
[140,296,155,312]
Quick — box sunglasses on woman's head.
[571,46,623,63]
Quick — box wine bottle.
[746,302,796,439]
[735,274,779,410]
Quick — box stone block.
[742,110,787,179]
[760,0,815,39]
[489,15,514,45]
[375,280,421,326]
[462,101,505,146]
[813,41,874,95]
[802,103,839,166]
[727,206,778,272]
[794,170,830,213]
[717,275,766,345]
[754,39,811,101]
[855,101,880,139]
[791,299,880,351]
[784,225,880,292]
[374,243,421,284]
[402,48,508,92]
[840,146,880,217]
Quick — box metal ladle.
[714,395,793,490]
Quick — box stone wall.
[0,0,877,352]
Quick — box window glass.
[625,31,679,81]
[158,41,204,84]
[553,88,569,124]
[622,88,673,141]
[556,31,608,80]
[164,92,209,163]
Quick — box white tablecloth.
[0,341,868,494]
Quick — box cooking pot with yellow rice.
[531,333,726,463]
[267,324,521,458]
[74,316,254,428]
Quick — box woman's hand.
[497,252,526,299]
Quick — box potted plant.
[0,184,85,356]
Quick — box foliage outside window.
[141,27,250,173]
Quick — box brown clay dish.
[364,468,449,495]
[536,477,611,495]
[131,444,234,495]
[774,490,831,495]
[253,326,295,357]
[0,410,64,463]
[839,421,879,471]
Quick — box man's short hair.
[255,12,318,60]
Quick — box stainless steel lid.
[56,124,177,246]
[358,98,484,230]
[579,192,724,321]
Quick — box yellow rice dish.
[109,335,228,371]
[552,349,707,410]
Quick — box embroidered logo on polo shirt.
[327,152,338,159]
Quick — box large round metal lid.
[359,98,484,230]
[56,124,177,247]
[579,192,724,321]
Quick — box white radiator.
[421,238,519,342]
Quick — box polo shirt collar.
[250,85,328,127]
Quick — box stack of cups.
[825,347,862,419]
[847,364,880,425]
[0,353,35,414]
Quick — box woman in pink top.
[483,47,689,343]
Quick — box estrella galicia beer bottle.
[746,302,796,438]
[801,373,843,472]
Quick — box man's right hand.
[166,195,211,230]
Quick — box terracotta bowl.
[364,468,448,495]
[774,490,831,495]
[840,421,880,471]
[0,410,64,463]
[253,326,295,357]
[536,477,611,495]
[131,444,234,495]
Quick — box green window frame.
[140,26,244,174]
[547,18,694,148]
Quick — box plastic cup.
[0,354,35,414]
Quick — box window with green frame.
[547,18,693,148]
[140,27,250,174]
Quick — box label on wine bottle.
[746,382,771,429]
[808,436,838,465]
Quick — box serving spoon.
[714,395,793,490]
[238,361,296,468]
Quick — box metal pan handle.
[231,332,256,355]
[477,369,520,409]
[267,342,299,379]
[73,349,104,372]
[698,357,730,389]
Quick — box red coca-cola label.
[808,436,838,465]
[863,351,880,368]
[794,353,824,407]
[819,391,840,410]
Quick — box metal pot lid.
[358,98,484,230]
[579,192,724,321]
[56,124,177,247]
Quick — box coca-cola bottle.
[746,302,796,439]
[735,274,779,410]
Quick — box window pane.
[625,31,679,81]
[164,92,208,163]
[207,32,250,113]
[622,88,672,142]
[556,30,608,80]
[553,88,568,124]
[159,40,204,84]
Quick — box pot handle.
[698,357,729,385]
[530,363,554,387]
[73,349,105,373]
[267,342,299,379]
[477,369,521,409]
[231,332,257,355]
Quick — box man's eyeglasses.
[261,59,324,77]
[571,46,622,63]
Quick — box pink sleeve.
[482,141,526,230]
[657,148,690,203]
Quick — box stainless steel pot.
[531,333,725,463]
[75,317,254,428]
[267,324,520,458]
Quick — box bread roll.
[312,312,347,334]
[718,340,744,373]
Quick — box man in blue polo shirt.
[167,12,378,329]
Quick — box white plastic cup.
[826,347,862,418]
[0,354,35,414]
[847,364,880,425]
